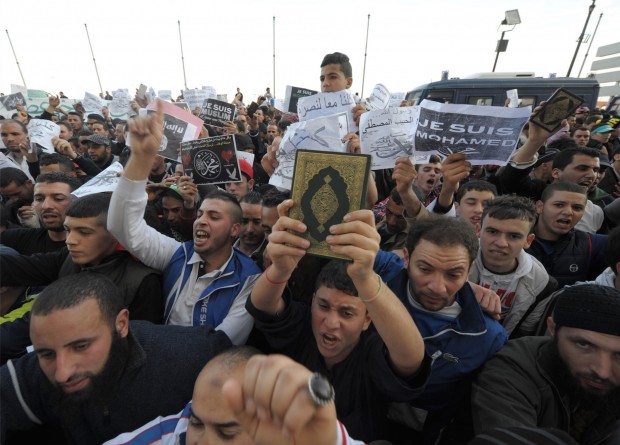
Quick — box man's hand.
[127,99,163,159]
[342,132,360,154]
[223,121,238,135]
[223,354,337,445]
[261,137,280,176]
[392,157,416,196]
[326,209,380,284]
[17,205,36,221]
[17,137,37,162]
[470,282,502,320]
[130,100,141,114]
[441,153,471,191]
[52,136,77,159]
[48,96,60,110]
[177,175,198,208]
[263,200,310,282]
[352,103,366,127]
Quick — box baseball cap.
[238,159,254,180]
[591,124,613,134]
[534,148,560,167]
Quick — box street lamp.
[492,9,521,72]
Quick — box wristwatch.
[307,373,335,407]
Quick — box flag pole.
[5,29,27,89]
[84,24,104,96]
[178,20,188,90]
[361,14,370,98]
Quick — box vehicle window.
[426,90,454,104]
[467,96,493,106]
[406,90,423,106]
[519,96,537,107]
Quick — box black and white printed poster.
[283,85,318,113]
[413,99,531,165]
[180,135,241,185]
[0,92,27,111]
[199,98,236,127]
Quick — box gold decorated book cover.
[289,150,371,260]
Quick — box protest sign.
[180,135,241,185]
[387,92,407,107]
[183,88,209,110]
[283,85,318,114]
[236,150,255,166]
[83,92,105,113]
[506,89,519,108]
[108,90,133,119]
[270,113,348,191]
[360,106,417,170]
[366,84,391,110]
[137,84,148,101]
[201,86,217,99]
[147,87,157,103]
[27,119,60,153]
[297,90,357,133]
[72,162,124,198]
[413,99,531,165]
[173,102,191,112]
[158,90,172,100]
[146,100,204,161]
[199,98,236,127]
[19,98,76,117]
[0,92,27,114]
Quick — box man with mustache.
[0,273,231,444]
[472,283,620,445]
[0,172,81,255]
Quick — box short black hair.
[482,194,537,231]
[552,147,599,171]
[569,126,589,136]
[320,52,352,78]
[414,155,441,171]
[406,215,479,264]
[201,189,243,224]
[540,181,587,203]
[1,119,28,134]
[35,171,81,191]
[239,190,262,205]
[0,167,30,188]
[547,138,579,151]
[65,192,111,228]
[87,113,105,123]
[315,260,358,297]
[56,121,72,133]
[38,153,76,173]
[261,189,285,209]
[455,180,497,204]
[68,111,83,119]
[32,273,125,328]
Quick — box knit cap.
[553,284,620,336]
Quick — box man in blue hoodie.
[374,215,507,444]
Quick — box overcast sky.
[1,0,619,102]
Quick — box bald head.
[187,346,259,444]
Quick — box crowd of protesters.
[1,51,620,445]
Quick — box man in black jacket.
[0,273,231,444]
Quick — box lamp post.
[567,0,595,77]
[492,9,521,72]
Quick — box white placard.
[366,84,391,110]
[72,162,124,198]
[297,90,357,133]
[83,92,105,113]
[27,119,60,153]
[270,113,348,190]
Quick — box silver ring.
[307,372,335,407]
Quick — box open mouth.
[321,333,338,346]
[195,230,209,240]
